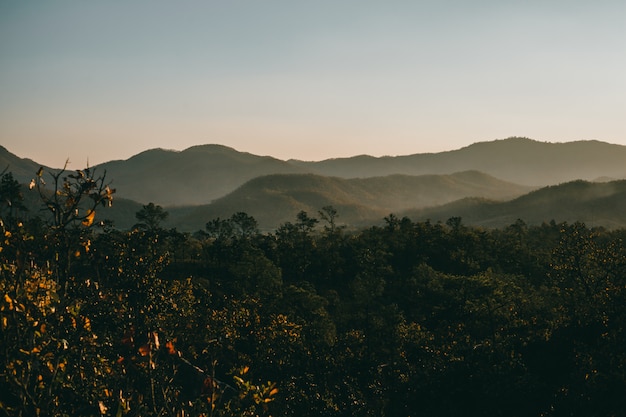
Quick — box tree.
[1,168,278,417]
[31,163,114,230]
[1,165,117,416]
[134,202,168,231]
[319,205,343,235]
[295,210,318,234]
[0,171,27,222]
[230,212,259,239]
[274,211,319,282]
[205,217,234,241]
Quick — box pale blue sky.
[1,0,625,167]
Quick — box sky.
[1,0,625,168]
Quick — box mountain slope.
[0,146,52,184]
[290,138,626,186]
[405,180,626,229]
[169,171,532,231]
[95,144,307,206]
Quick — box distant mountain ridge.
[290,138,626,185]
[4,138,626,206]
[92,137,626,205]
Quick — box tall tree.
[134,202,168,231]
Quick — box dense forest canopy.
[1,167,626,416]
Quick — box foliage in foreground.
[2,168,626,416]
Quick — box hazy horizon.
[2,1,625,168]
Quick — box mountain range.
[3,137,626,231]
[290,138,626,185]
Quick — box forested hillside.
[168,171,531,231]
[406,179,626,229]
[2,167,626,416]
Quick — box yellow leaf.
[98,400,107,414]
[82,209,96,227]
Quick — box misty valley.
[2,137,626,416]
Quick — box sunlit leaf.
[82,209,96,227]
[98,400,107,415]
[138,344,150,356]
[166,339,177,355]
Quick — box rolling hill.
[404,179,626,229]
[21,177,626,232]
[167,171,533,231]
